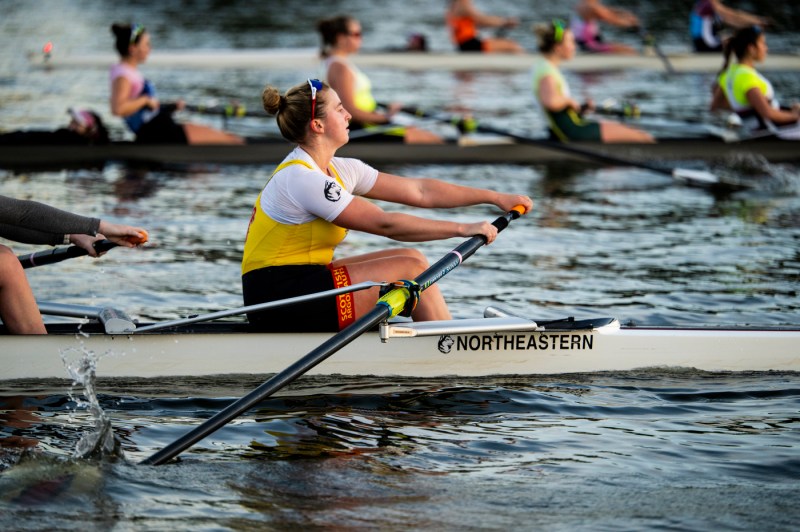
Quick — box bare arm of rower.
[746,87,800,126]
[326,62,390,125]
[579,2,639,27]
[451,0,518,28]
[709,0,770,28]
[333,196,499,243]
[110,76,158,118]
[364,173,532,213]
[709,85,731,112]
[538,75,582,114]
[334,172,532,243]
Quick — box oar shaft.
[465,118,673,177]
[416,209,519,290]
[18,240,118,269]
[133,281,388,333]
[142,207,525,466]
[141,304,389,466]
[395,104,676,177]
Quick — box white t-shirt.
[261,146,379,224]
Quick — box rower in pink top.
[109,23,243,144]
[569,0,640,54]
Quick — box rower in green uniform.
[531,20,654,143]
[710,26,799,138]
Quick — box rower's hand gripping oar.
[18,240,118,269]
[141,205,527,466]
[17,231,148,269]
[392,104,739,191]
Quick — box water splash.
[59,346,122,460]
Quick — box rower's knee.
[398,248,430,277]
[0,245,22,277]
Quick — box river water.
[2,1,800,530]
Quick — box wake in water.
[713,152,800,193]
[0,349,120,507]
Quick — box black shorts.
[547,108,602,142]
[457,37,484,52]
[136,111,188,144]
[242,265,339,332]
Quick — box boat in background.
[1,135,797,170]
[3,305,800,381]
[28,47,800,73]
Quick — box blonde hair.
[262,81,329,144]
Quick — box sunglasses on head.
[308,79,323,122]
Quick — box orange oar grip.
[126,229,149,245]
[511,204,527,216]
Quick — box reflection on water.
[2,371,799,529]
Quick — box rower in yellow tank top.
[316,15,444,144]
[242,159,348,273]
[242,79,531,333]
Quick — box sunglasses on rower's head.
[130,23,145,44]
[552,19,566,43]
[308,78,323,122]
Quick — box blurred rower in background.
[570,0,640,54]
[0,195,147,334]
[446,0,524,53]
[710,26,799,138]
[110,23,243,145]
[317,15,443,144]
[0,109,109,146]
[690,0,770,53]
[532,21,654,143]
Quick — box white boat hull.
[4,319,800,380]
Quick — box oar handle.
[18,240,118,269]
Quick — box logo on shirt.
[324,181,342,202]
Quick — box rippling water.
[2,1,800,530]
